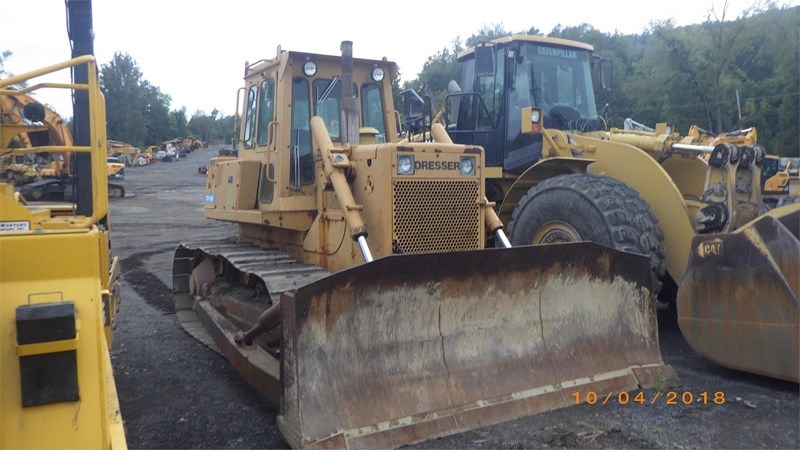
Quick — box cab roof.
[245,48,398,80]
[458,34,594,60]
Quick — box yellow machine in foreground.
[438,35,799,382]
[173,42,676,448]
[0,3,126,446]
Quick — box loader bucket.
[677,204,800,382]
[277,242,676,449]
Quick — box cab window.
[256,79,275,147]
[243,84,258,149]
[290,78,314,186]
[361,83,386,142]
[313,78,342,140]
[312,78,359,141]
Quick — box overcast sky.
[3,0,795,121]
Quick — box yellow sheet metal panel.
[1,230,125,449]
[209,159,262,210]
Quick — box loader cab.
[447,36,606,174]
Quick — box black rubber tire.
[507,173,667,294]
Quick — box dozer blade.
[677,204,800,382]
[278,242,676,449]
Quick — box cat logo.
[697,239,723,257]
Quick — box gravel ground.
[107,145,798,449]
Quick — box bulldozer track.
[172,239,331,354]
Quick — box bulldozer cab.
[446,35,609,173]
[207,48,396,206]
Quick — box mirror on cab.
[475,43,495,77]
[592,55,613,91]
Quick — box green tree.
[464,23,513,48]
[100,53,148,146]
[143,82,174,145]
[187,109,217,144]
[626,4,797,153]
[211,114,235,144]
[0,50,27,88]
[170,107,188,138]
[100,52,190,147]
[402,46,461,110]
[400,24,519,114]
[0,50,11,77]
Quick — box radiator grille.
[392,179,481,254]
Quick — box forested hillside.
[402,5,799,156]
[1,5,796,153]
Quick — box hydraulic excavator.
[0,90,71,185]
[173,42,676,448]
[1,86,125,199]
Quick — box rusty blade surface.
[278,242,675,449]
[678,207,800,382]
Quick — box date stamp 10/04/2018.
[573,390,726,406]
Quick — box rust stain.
[678,215,799,382]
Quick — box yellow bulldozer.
[0,0,125,447]
[426,34,798,382]
[0,154,39,185]
[173,41,677,448]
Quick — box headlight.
[460,156,475,176]
[303,61,317,77]
[530,108,541,124]
[397,154,415,175]
[371,67,385,82]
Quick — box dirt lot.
[109,145,798,449]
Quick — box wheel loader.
[0,1,126,448]
[172,41,676,448]
[431,34,798,382]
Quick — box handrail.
[1,55,109,229]
[0,82,87,95]
[3,146,93,155]
[0,55,96,89]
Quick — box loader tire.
[507,173,667,294]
